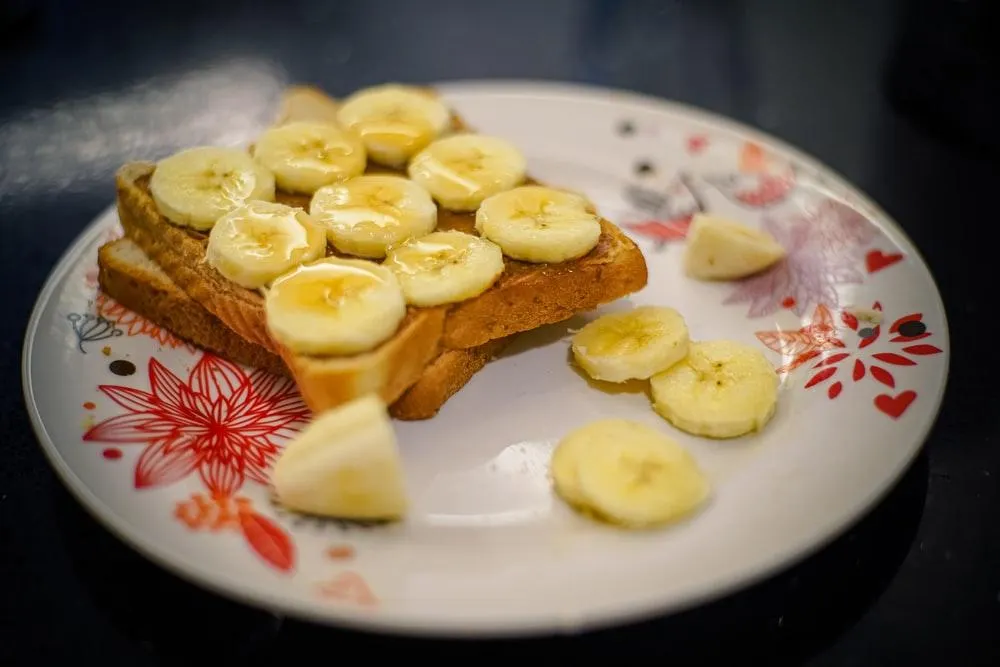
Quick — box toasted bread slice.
[97,237,513,420]
[115,87,648,413]
[97,236,289,376]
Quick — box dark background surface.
[1,0,998,664]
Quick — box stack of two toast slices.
[98,85,648,420]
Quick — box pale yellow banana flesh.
[253,121,367,195]
[310,174,438,259]
[384,230,504,307]
[683,214,786,281]
[336,84,452,168]
[205,201,327,289]
[264,257,406,356]
[149,146,276,231]
[476,185,602,263]
[650,339,779,439]
[271,394,408,521]
[551,418,710,528]
[571,306,690,383]
[407,134,527,211]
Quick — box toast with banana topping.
[114,84,648,413]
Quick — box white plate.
[22,81,948,637]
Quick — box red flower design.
[84,353,310,496]
[758,301,943,420]
[755,303,846,374]
[95,292,195,350]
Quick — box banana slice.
[264,257,406,356]
[253,121,366,195]
[476,185,602,263]
[205,201,327,289]
[571,306,689,383]
[149,146,276,231]
[650,340,779,439]
[271,394,408,521]
[310,175,437,259]
[336,84,452,168]
[407,134,527,211]
[384,230,504,306]
[683,214,786,281]
[552,418,710,528]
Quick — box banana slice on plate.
[310,175,437,259]
[683,214,786,280]
[206,201,327,289]
[336,84,452,168]
[149,146,276,231]
[384,230,504,306]
[272,394,408,521]
[551,418,710,528]
[253,121,367,195]
[476,185,602,263]
[571,306,689,383]
[650,339,779,439]
[407,134,527,211]
[264,257,406,356]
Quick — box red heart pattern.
[866,250,904,273]
[874,390,917,419]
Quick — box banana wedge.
[650,340,779,439]
[407,134,527,211]
[264,257,406,356]
[571,306,690,383]
[271,394,408,521]
[476,185,602,263]
[336,83,452,168]
[253,121,366,195]
[552,418,710,528]
[683,214,786,281]
[384,230,505,306]
[310,175,437,259]
[149,146,276,231]
[205,201,327,289]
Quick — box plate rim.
[21,79,950,638]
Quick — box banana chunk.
[336,84,452,168]
[571,306,689,383]
[206,201,327,289]
[149,146,276,231]
[552,418,710,528]
[253,121,366,195]
[384,230,504,307]
[650,340,779,439]
[272,394,408,521]
[265,257,406,356]
[476,185,602,264]
[683,214,786,281]
[310,175,437,259]
[407,134,527,211]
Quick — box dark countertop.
[1,1,997,665]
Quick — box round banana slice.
[205,201,327,289]
[407,134,527,211]
[650,340,779,439]
[572,420,710,528]
[384,230,504,307]
[264,257,406,356]
[310,175,437,259]
[571,306,689,383]
[336,84,452,168]
[253,121,366,195]
[149,146,276,231]
[476,185,602,263]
